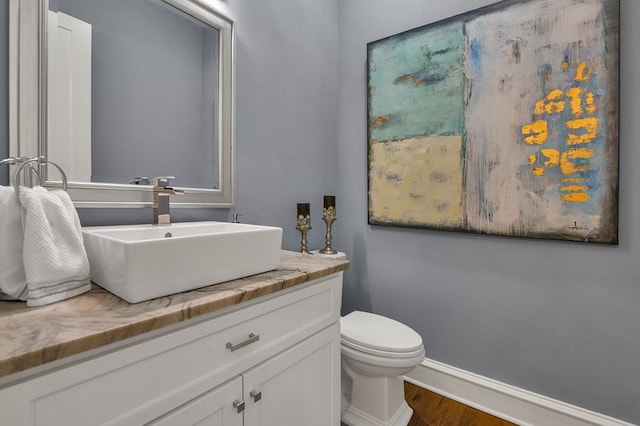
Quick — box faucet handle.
[130,176,150,185]
[153,176,175,188]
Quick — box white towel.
[18,186,91,307]
[0,186,28,301]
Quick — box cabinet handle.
[233,399,245,413]
[226,333,260,352]
[250,390,262,402]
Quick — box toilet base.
[341,362,414,426]
[342,400,413,426]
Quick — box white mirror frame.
[9,0,235,208]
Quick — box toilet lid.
[340,311,423,353]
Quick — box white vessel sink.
[82,221,283,303]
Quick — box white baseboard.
[405,358,635,426]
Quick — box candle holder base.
[318,247,338,255]
[311,249,346,260]
[320,206,337,255]
[296,214,312,254]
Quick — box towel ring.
[12,156,68,194]
[0,157,32,180]
[1,157,38,191]
[0,158,12,167]
[0,157,26,168]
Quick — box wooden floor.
[405,382,517,426]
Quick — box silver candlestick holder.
[296,203,312,254]
[319,196,338,254]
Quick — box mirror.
[9,0,235,207]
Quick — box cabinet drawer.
[0,274,342,426]
[208,275,339,368]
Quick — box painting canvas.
[367,0,619,244]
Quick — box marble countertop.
[0,251,349,379]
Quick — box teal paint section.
[368,21,465,141]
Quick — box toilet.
[340,311,425,426]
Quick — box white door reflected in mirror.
[48,10,92,183]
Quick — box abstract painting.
[367,0,619,244]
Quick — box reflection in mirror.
[10,0,235,207]
[49,0,219,189]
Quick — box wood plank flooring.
[405,382,517,426]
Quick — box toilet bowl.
[340,311,425,426]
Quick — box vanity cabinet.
[241,324,336,426]
[150,376,243,426]
[153,325,337,426]
[0,273,343,426]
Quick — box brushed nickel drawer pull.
[250,390,262,402]
[233,399,245,413]
[226,333,260,352]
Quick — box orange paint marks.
[566,87,585,117]
[575,61,594,82]
[541,148,560,167]
[522,57,601,205]
[522,120,548,145]
[534,89,565,115]
[566,87,598,118]
[561,185,589,192]
[566,117,599,145]
[560,148,594,175]
[562,193,590,203]
[530,149,559,176]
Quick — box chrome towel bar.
[0,156,68,193]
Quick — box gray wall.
[228,0,340,251]
[0,0,8,186]
[336,0,640,423]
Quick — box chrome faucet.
[152,176,184,224]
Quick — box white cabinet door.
[242,324,341,426]
[149,376,243,426]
